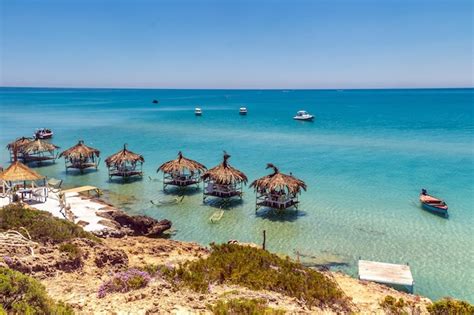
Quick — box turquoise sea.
[0,87,473,301]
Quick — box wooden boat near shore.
[419,189,448,218]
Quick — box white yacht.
[194,108,202,116]
[293,110,314,121]
[239,107,248,115]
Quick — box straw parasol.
[105,144,144,167]
[0,161,45,182]
[250,163,306,195]
[158,151,206,175]
[202,151,247,185]
[59,140,100,160]
[6,137,33,152]
[21,139,59,155]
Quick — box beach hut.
[250,163,306,212]
[0,160,48,202]
[19,138,59,164]
[201,151,247,202]
[157,151,207,191]
[105,144,144,180]
[59,140,100,173]
[6,137,33,162]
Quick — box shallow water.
[1,87,473,301]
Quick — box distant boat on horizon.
[239,107,247,115]
[195,107,202,116]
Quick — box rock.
[76,220,89,227]
[98,210,172,237]
[94,246,128,269]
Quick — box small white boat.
[293,110,314,121]
[239,107,248,115]
[195,108,202,116]
[34,128,53,139]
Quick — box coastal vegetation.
[0,204,98,243]
[164,243,349,310]
[427,298,474,315]
[0,267,73,314]
[97,268,151,298]
[209,298,285,314]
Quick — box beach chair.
[47,178,63,193]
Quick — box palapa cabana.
[105,144,144,180]
[157,151,207,191]
[250,163,306,212]
[201,151,247,201]
[18,138,59,164]
[0,160,48,202]
[6,137,33,162]
[59,140,100,173]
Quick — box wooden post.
[262,230,266,250]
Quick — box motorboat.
[195,108,202,116]
[239,107,248,115]
[152,99,159,104]
[34,128,53,139]
[293,110,314,121]
[419,189,448,218]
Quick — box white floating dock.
[358,260,414,292]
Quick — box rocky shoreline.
[2,201,471,314]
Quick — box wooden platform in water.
[358,260,414,291]
[62,186,100,195]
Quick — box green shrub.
[59,243,82,260]
[0,267,73,314]
[138,263,160,275]
[380,295,408,315]
[428,298,474,315]
[0,204,99,243]
[164,243,348,309]
[209,298,285,315]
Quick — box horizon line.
[1,85,473,91]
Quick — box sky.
[0,0,473,89]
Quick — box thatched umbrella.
[0,161,44,182]
[157,151,207,190]
[202,152,247,185]
[250,163,306,194]
[105,144,144,179]
[0,161,47,202]
[6,137,33,151]
[20,139,59,163]
[59,140,100,172]
[6,137,33,161]
[250,163,306,212]
[201,152,247,201]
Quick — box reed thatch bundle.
[158,151,206,175]
[105,144,144,167]
[59,140,100,160]
[201,152,247,185]
[21,139,59,155]
[6,137,33,152]
[0,161,44,182]
[250,163,306,195]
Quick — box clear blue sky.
[1,0,472,89]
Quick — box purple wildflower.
[97,268,151,298]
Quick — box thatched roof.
[250,163,306,194]
[6,137,33,151]
[21,139,59,154]
[158,151,206,174]
[105,144,144,167]
[0,161,45,182]
[59,140,100,160]
[201,152,247,185]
